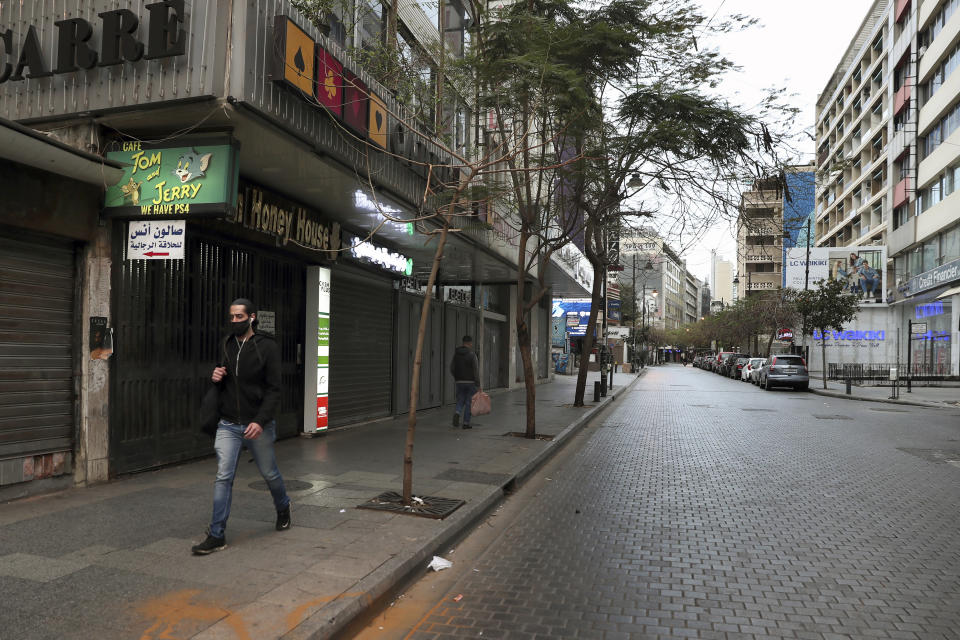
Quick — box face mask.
[229,319,250,336]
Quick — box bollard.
[907,376,912,393]
[845,378,851,395]
[593,380,601,402]
[600,376,607,397]
[609,368,614,390]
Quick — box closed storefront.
[109,228,307,474]
[395,292,444,414]
[442,301,481,405]
[329,267,395,425]
[0,231,76,463]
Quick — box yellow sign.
[276,16,315,95]
[368,92,388,150]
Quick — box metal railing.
[827,362,950,386]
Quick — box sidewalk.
[807,377,960,408]
[0,371,643,640]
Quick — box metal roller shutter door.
[0,233,75,459]
[330,269,394,426]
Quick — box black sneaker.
[191,533,226,555]
[452,413,460,427]
[462,423,472,429]
[276,506,291,531]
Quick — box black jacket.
[217,332,282,426]
[449,345,480,384]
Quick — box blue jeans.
[455,383,477,425]
[209,419,290,538]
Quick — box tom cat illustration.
[173,149,212,183]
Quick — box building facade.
[0,1,588,494]
[815,0,960,376]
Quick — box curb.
[290,371,647,639]
[807,387,951,409]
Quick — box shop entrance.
[110,228,305,475]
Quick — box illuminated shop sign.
[915,301,945,319]
[344,233,413,275]
[812,329,886,341]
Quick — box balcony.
[894,82,912,116]
[895,0,910,24]
[894,177,911,208]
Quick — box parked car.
[758,354,809,391]
[713,351,738,374]
[729,356,750,379]
[719,353,746,377]
[749,358,767,384]
[742,357,764,382]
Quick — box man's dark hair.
[231,298,257,324]
[462,335,473,344]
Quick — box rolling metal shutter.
[329,267,394,426]
[0,233,75,459]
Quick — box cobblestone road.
[409,365,960,639]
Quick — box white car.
[743,358,765,383]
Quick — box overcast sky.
[680,0,877,286]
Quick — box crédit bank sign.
[0,0,186,83]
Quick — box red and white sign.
[776,328,794,341]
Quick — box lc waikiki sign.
[0,1,187,84]
[104,136,241,219]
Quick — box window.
[908,246,923,277]
[923,237,940,271]
[894,204,911,230]
[922,100,960,157]
[942,225,960,262]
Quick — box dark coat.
[449,345,480,384]
[217,332,282,426]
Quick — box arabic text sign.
[127,221,185,259]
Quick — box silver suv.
[758,354,809,391]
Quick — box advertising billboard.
[785,245,887,304]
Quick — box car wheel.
[763,377,770,390]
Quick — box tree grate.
[356,491,465,519]
[503,431,555,441]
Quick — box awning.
[0,117,124,187]
[937,285,960,299]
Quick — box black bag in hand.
[199,383,220,437]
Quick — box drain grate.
[250,479,314,492]
[813,414,853,420]
[435,468,510,485]
[356,491,465,519]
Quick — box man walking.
[450,335,480,429]
[192,298,292,555]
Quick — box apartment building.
[620,228,701,330]
[710,252,735,309]
[736,167,816,298]
[815,0,959,375]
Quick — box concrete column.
[952,293,960,377]
[75,225,112,486]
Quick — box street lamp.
[733,271,752,299]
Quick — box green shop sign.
[103,136,240,219]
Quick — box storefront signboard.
[104,137,240,219]
[911,322,928,335]
[304,266,331,433]
[907,257,960,296]
[126,220,185,259]
[344,232,413,275]
[0,1,187,85]
[257,310,276,335]
[230,181,341,259]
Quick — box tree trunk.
[764,331,774,358]
[517,319,537,437]
[573,258,604,406]
[402,220,451,505]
